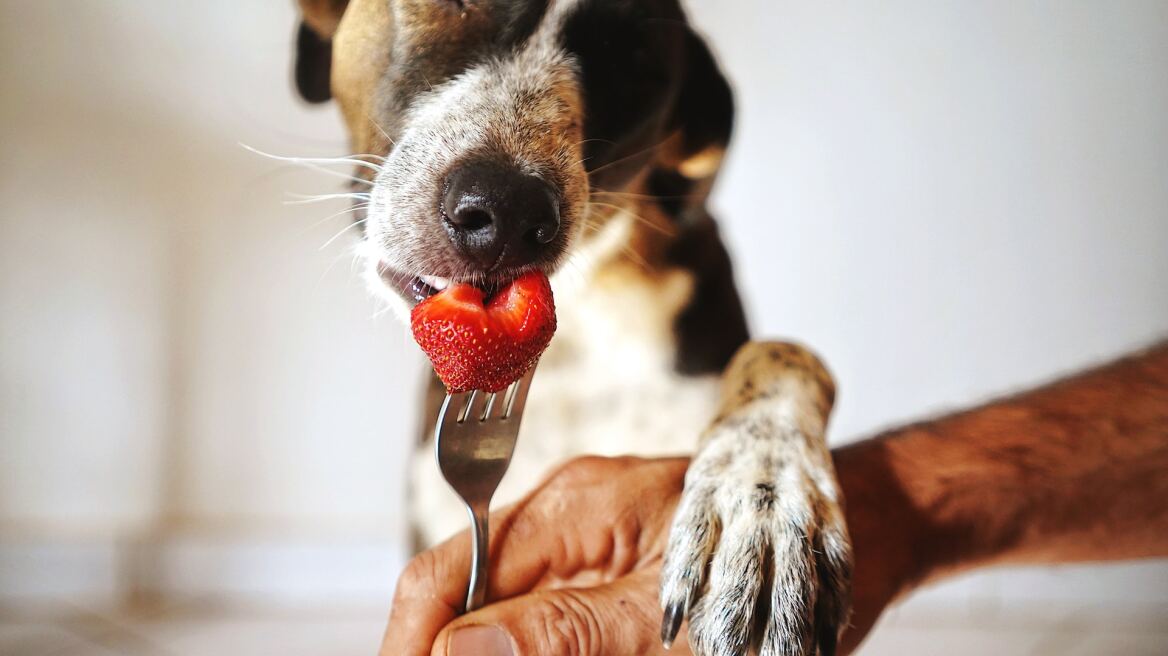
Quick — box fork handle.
[465,502,490,613]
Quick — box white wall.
[0,2,416,604]
[689,0,1168,439]
[1,0,1165,627]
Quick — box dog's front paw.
[659,421,852,656]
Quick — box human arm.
[836,341,1168,651]
[382,343,1168,655]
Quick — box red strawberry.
[410,271,556,393]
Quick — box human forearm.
[837,342,1168,592]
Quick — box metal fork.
[434,364,537,613]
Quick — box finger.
[381,549,455,655]
[383,457,688,653]
[382,500,551,656]
[432,569,678,656]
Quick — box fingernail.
[449,625,514,656]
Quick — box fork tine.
[499,383,518,418]
[467,389,491,422]
[440,391,469,428]
[503,366,537,419]
[459,391,478,423]
[481,391,500,421]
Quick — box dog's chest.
[410,260,722,546]
[521,266,722,460]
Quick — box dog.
[294,0,851,653]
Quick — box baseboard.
[0,538,125,608]
[0,534,407,610]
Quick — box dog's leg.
[661,341,852,656]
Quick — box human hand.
[382,454,915,655]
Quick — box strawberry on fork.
[410,271,556,393]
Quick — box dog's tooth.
[421,275,450,291]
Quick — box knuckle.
[529,590,597,655]
[393,549,441,602]
[504,500,544,543]
[546,455,619,489]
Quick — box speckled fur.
[660,343,851,655]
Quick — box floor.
[3,598,1165,656]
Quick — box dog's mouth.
[376,262,449,306]
[377,261,515,307]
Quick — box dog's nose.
[442,161,560,270]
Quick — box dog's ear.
[294,0,350,103]
[648,28,734,220]
[659,32,746,375]
[671,28,734,181]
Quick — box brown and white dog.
[295,0,851,653]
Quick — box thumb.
[430,570,678,656]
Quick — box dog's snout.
[442,161,560,270]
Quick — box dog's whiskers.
[282,161,374,187]
[572,137,616,149]
[320,219,369,250]
[242,144,384,174]
[241,144,379,188]
[315,242,364,291]
[365,114,397,149]
[576,218,653,273]
[588,201,674,237]
[306,203,370,231]
[584,137,673,176]
[284,192,372,205]
[591,189,702,203]
[348,152,389,162]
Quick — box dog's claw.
[660,600,684,649]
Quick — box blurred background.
[1,1,1165,654]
